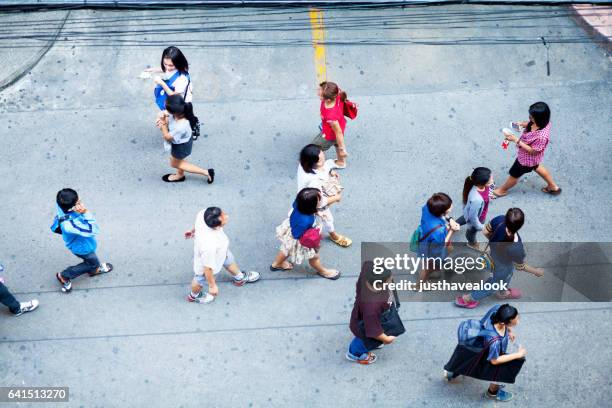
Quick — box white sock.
[234,271,245,281]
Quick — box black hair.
[56,188,78,212]
[204,207,223,229]
[462,167,491,205]
[295,188,320,215]
[490,303,518,325]
[527,101,550,131]
[161,46,189,73]
[427,192,453,217]
[165,94,198,130]
[362,261,392,287]
[300,144,322,174]
[505,208,525,234]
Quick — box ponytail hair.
[462,167,491,204]
[321,81,347,102]
[165,94,198,129]
[490,303,518,325]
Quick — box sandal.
[162,174,185,183]
[454,296,479,309]
[318,269,341,280]
[269,262,294,272]
[330,234,352,248]
[541,186,561,195]
[496,288,522,299]
[207,168,215,184]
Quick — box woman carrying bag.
[444,304,526,402]
[347,261,405,365]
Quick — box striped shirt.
[517,122,551,167]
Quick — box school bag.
[343,99,358,119]
[154,71,189,110]
[457,305,499,346]
[409,224,443,253]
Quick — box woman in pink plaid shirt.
[493,102,562,198]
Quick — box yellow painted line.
[309,8,327,84]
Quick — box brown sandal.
[541,187,562,195]
[330,234,352,247]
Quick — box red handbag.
[299,228,322,249]
[343,99,358,120]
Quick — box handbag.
[299,227,322,249]
[343,99,358,119]
[358,285,405,349]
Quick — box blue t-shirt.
[488,215,526,265]
[418,204,448,259]
[481,304,510,361]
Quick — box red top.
[478,186,490,223]
[320,96,347,141]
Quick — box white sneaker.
[14,299,39,316]
[187,292,215,304]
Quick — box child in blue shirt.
[52,189,113,293]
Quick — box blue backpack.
[154,71,190,110]
[457,305,500,346]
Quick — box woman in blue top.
[270,188,340,279]
[455,208,543,308]
[445,304,526,402]
[417,192,460,284]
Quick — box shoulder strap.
[166,70,181,86]
[418,224,443,242]
[183,73,191,99]
[58,214,71,223]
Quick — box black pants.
[0,282,20,314]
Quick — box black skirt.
[444,344,525,384]
[171,138,193,160]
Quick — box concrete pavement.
[0,4,611,407]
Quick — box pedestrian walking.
[185,207,260,304]
[297,144,351,247]
[456,167,493,251]
[493,102,561,198]
[0,264,39,316]
[455,208,544,308]
[157,94,214,183]
[444,304,526,402]
[52,189,113,293]
[414,193,460,284]
[270,188,341,279]
[346,262,404,364]
[312,82,350,169]
[146,46,201,138]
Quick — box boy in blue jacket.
[52,188,113,293]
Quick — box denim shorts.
[193,249,236,286]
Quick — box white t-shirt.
[193,210,230,276]
[168,115,192,145]
[164,69,193,103]
[296,159,337,192]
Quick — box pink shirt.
[517,122,551,167]
[478,186,490,223]
[320,96,346,141]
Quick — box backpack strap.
[166,70,181,87]
[183,73,191,99]
[418,224,443,243]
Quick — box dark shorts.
[171,138,193,160]
[312,132,337,151]
[509,159,539,178]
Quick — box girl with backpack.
[156,94,214,183]
[146,46,200,139]
[270,188,340,280]
[416,193,460,285]
[456,167,493,252]
[312,82,352,169]
[444,304,526,402]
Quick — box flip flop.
[541,187,562,195]
[162,174,186,183]
[318,269,341,280]
[269,262,294,272]
[207,168,215,184]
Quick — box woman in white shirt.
[297,144,351,247]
